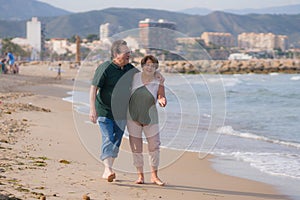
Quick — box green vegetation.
[1,38,30,58]
[86,34,99,42]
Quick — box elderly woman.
[127,55,167,186]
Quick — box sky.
[38,0,300,13]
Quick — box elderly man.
[89,40,140,182]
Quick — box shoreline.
[0,64,291,199]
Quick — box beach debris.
[40,195,46,200]
[0,191,21,200]
[29,157,48,167]
[33,160,47,167]
[0,139,9,143]
[0,92,34,101]
[82,194,91,200]
[20,103,51,112]
[0,119,29,144]
[31,191,46,199]
[4,111,12,114]
[59,159,71,164]
[0,102,51,113]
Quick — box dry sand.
[0,63,290,199]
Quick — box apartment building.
[238,32,288,51]
[201,32,235,48]
[139,18,176,51]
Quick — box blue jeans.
[97,117,126,161]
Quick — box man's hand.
[89,109,97,123]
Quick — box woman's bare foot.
[151,177,165,186]
[135,177,144,184]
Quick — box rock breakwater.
[161,59,300,74]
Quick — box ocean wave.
[216,151,300,180]
[207,77,241,87]
[269,72,279,76]
[291,76,300,81]
[217,126,300,149]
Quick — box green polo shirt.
[92,61,138,120]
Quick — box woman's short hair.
[141,55,159,69]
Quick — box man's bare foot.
[107,173,116,182]
[102,172,116,182]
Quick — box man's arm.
[89,85,98,123]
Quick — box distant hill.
[0,8,300,47]
[180,4,300,15]
[0,0,71,20]
[225,4,300,15]
[179,7,212,15]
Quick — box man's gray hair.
[111,40,127,59]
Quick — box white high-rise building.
[27,17,41,60]
[99,23,110,40]
[99,23,118,41]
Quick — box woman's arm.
[157,82,167,107]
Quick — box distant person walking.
[0,59,7,74]
[55,63,62,80]
[5,52,15,73]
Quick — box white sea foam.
[269,72,279,76]
[291,76,300,81]
[217,126,300,149]
[216,151,300,180]
[202,113,211,118]
[206,77,241,87]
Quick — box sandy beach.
[0,63,290,200]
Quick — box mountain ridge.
[0,7,299,47]
[0,0,71,20]
[179,4,300,15]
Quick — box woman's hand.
[158,96,167,107]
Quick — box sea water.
[65,73,300,199]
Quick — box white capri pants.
[127,120,161,169]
